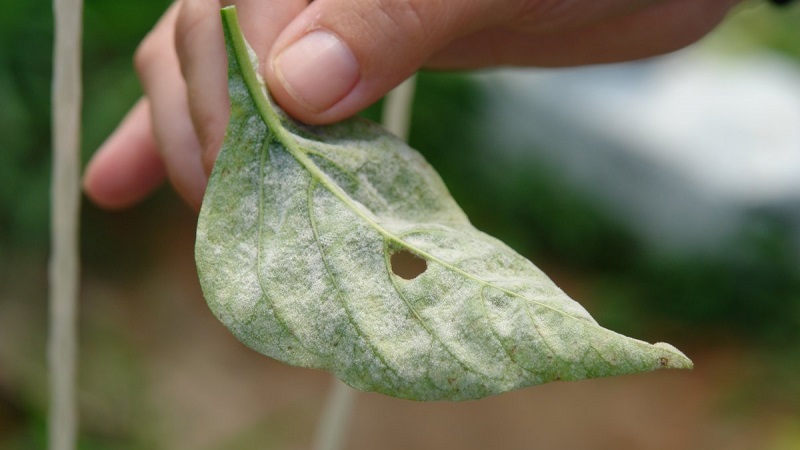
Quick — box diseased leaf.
[195,6,692,401]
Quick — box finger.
[175,0,308,174]
[513,0,663,33]
[264,0,676,124]
[427,0,740,68]
[83,98,167,209]
[224,0,311,60]
[266,0,518,124]
[175,0,229,175]
[135,2,207,211]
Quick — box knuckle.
[372,0,438,44]
[194,108,226,155]
[174,1,207,58]
[511,0,584,31]
[368,0,504,46]
[133,31,160,76]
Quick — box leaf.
[195,6,693,401]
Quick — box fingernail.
[273,30,359,113]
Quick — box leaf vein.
[384,243,502,382]
[306,178,402,380]
[255,139,318,357]
[478,285,539,375]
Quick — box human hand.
[83,0,740,211]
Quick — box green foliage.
[724,1,800,60]
[0,0,168,250]
[638,217,800,345]
[0,0,53,249]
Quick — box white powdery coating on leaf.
[195,14,693,401]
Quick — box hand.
[83,0,739,211]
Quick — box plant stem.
[50,0,83,448]
[312,378,357,450]
[311,74,418,450]
[382,74,418,139]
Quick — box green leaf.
[195,6,692,401]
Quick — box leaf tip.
[653,342,694,370]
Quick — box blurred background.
[1,0,800,448]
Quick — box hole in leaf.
[390,250,427,280]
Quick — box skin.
[83,0,740,211]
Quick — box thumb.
[265,0,509,124]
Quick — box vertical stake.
[50,0,83,448]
